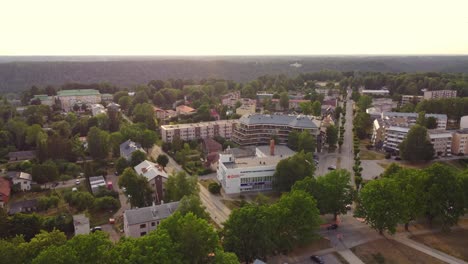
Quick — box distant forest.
[1,56,468,92]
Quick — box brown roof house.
[0,177,11,208]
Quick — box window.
[140,224,146,228]
[140,232,147,236]
[151,222,155,227]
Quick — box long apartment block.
[160,120,239,142]
[232,114,321,146]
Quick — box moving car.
[310,255,324,264]
[75,179,81,185]
[327,223,338,230]
[327,165,336,170]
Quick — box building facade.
[31,94,55,106]
[57,89,102,111]
[160,120,239,143]
[123,202,179,238]
[221,91,241,107]
[452,129,468,155]
[232,114,321,146]
[401,95,423,105]
[217,144,295,194]
[134,160,168,204]
[12,172,32,191]
[423,90,457,100]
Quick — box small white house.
[73,214,90,235]
[12,172,32,191]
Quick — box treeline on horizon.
[1,56,468,92]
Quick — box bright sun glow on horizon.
[1,0,468,56]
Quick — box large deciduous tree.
[165,171,198,202]
[274,151,315,192]
[399,125,434,162]
[87,127,110,160]
[118,168,153,208]
[326,125,338,147]
[356,178,405,234]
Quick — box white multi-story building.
[217,143,295,194]
[423,90,457,100]
[383,126,452,156]
[382,112,447,129]
[221,91,241,107]
[57,89,102,111]
[123,202,179,238]
[160,120,239,143]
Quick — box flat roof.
[161,119,239,130]
[223,145,295,169]
[57,89,101,96]
[239,114,320,129]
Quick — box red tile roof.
[176,105,196,113]
[0,177,11,203]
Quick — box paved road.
[149,144,232,227]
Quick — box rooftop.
[161,119,239,130]
[0,177,11,197]
[57,89,101,96]
[120,140,144,158]
[239,114,320,129]
[124,202,179,225]
[176,105,196,113]
[222,145,295,169]
[134,160,168,182]
[73,214,90,226]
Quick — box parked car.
[91,226,102,233]
[345,204,352,210]
[327,223,338,230]
[327,165,336,170]
[75,179,80,185]
[310,255,324,264]
[394,157,401,161]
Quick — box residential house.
[423,90,457,100]
[123,202,179,238]
[8,151,36,162]
[221,91,241,107]
[57,89,102,112]
[0,177,11,208]
[91,104,107,116]
[89,176,107,195]
[73,214,90,235]
[175,105,196,115]
[202,138,223,166]
[160,120,239,143]
[120,140,145,161]
[12,172,33,191]
[8,199,38,215]
[134,160,168,204]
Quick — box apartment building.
[134,160,168,204]
[57,89,102,111]
[372,112,448,148]
[401,95,423,105]
[383,127,452,156]
[423,90,457,100]
[217,143,295,194]
[160,119,239,143]
[271,99,310,111]
[31,94,55,106]
[232,114,321,146]
[371,98,396,113]
[123,202,179,238]
[452,129,468,155]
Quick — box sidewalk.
[391,233,468,264]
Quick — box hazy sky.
[1,0,467,55]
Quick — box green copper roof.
[57,89,101,96]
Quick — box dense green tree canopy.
[399,125,434,162]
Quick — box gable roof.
[8,199,38,214]
[176,105,196,113]
[134,160,168,182]
[8,151,36,161]
[124,202,179,225]
[120,139,144,158]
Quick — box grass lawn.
[410,228,468,262]
[89,210,115,226]
[220,199,243,210]
[360,149,385,160]
[351,238,445,264]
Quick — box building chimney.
[270,139,275,156]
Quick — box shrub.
[93,196,119,211]
[208,182,221,194]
